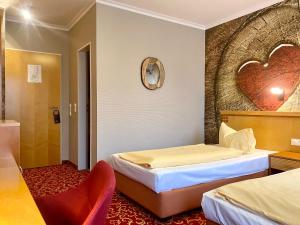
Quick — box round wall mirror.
[141,57,165,90]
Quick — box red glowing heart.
[237,45,300,111]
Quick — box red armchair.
[35,161,116,225]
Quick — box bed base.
[115,170,268,218]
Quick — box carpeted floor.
[23,162,207,225]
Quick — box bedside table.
[269,151,300,173]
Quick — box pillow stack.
[219,122,256,153]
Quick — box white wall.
[69,5,97,167]
[96,4,205,160]
[77,51,88,169]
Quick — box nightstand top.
[270,151,300,161]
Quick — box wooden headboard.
[221,111,300,152]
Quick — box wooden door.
[5,49,61,168]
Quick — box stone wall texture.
[205,0,300,143]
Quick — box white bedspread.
[202,190,279,225]
[111,149,274,193]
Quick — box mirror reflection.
[146,63,160,85]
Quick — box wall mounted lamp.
[270,87,285,101]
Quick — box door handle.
[74,103,77,113]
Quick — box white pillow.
[219,122,256,153]
[219,122,236,146]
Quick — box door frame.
[77,42,92,170]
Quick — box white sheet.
[202,190,279,225]
[111,149,274,193]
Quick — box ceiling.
[99,0,284,29]
[1,0,95,30]
[1,0,283,30]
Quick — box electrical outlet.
[291,139,300,146]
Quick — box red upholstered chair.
[35,161,116,225]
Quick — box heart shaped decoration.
[237,45,300,111]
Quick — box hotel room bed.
[202,190,279,225]
[112,111,300,218]
[112,149,273,193]
[111,149,274,218]
[202,168,300,225]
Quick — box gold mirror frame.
[141,57,165,90]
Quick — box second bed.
[112,149,273,218]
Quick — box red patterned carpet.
[23,162,207,225]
